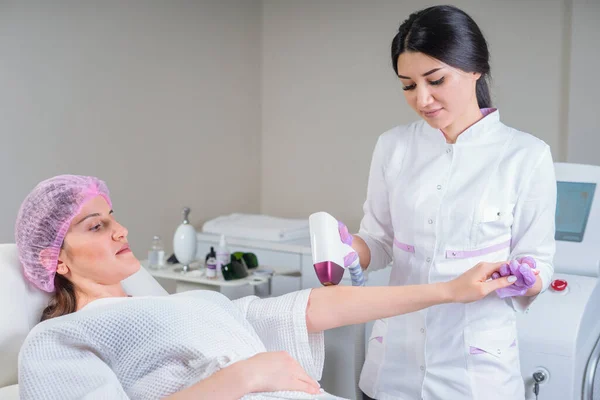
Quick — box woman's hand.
[492,257,541,298]
[446,261,537,303]
[166,351,319,400]
[241,351,321,395]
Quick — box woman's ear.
[56,247,70,275]
[39,247,57,272]
[56,259,69,275]
[39,247,69,275]
[472,71,482,81]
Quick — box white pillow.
[0,244,50,387]
[0,243,168,387]
[0,384,19,400]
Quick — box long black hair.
[391,5,492,108]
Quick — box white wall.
[567,0,600,164]
[2,1,594,255]
[261,0,569,230]
[0,1,262,255]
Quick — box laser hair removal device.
[309,211,367,399]
[309,211,365,286]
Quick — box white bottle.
[148,235,165,269]
[173,207,197,273]
[216,234,230,278]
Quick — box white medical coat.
[357,110,556,400]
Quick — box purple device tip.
[314,261,345,286]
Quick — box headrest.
[0,243,167,387]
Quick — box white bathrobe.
[18,289,343,400]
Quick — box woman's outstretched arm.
[305,261,517,333]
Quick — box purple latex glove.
[493,257,538,298]
[338,220,358,267]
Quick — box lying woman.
[15,175,522,400]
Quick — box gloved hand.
[338,220,358,267]
[338,220,365,286]
[492,257,538,298]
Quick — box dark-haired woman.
[338,5,556,400]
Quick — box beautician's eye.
[402,83,416,91]
[90,223,102,232]
[429,77,445,86]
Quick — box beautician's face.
[56,196,140,285]
[396,51,481,131]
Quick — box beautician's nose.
[416,85,434,109]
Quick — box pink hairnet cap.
[15,175,112,292]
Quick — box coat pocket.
[477,203,515,246]
[390,238,419,285]
[479,204,514,224]
[366,319,388,359]
[464,323,524,399]
[361,319,388,387]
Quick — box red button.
[551,279,568,291]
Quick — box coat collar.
[424,108,501,144]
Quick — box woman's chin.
[128,258,141,272]
[119,256,141,275]
[424,118,451,131]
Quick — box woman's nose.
[416,86,434,108]
[112,222,128,241]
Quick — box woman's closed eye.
[88,212,115,232]
[429,76,445,86]
[402,76,445,91]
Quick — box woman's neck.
[75,283,128,311]
[441,102,485,144]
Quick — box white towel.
[202,214,309,242]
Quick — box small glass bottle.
[206,256,218,279]
[148,235,165,269]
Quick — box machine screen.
[555,181,596,242]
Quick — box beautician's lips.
[116,244,131,255]
[422,108,442,117]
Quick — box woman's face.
[56,195,140,286]
[396,51,481,132]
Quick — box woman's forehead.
[73,196,111,224]
[397,52,444,76]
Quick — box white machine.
[517,162,600,400]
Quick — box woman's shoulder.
[367,120,425,168]
[379,119,426,141]
[499,122,552,158]
[18,312,87,362]
[372,120,426,157]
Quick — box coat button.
[428,219,433,224]
[497,349,501,355]
[420,328,425,333]
[446,148,452,154]
[426,257,431,262]
[437,185,442,190]
[420,365,425,371]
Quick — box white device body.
[516,162,600,399]
[309,212,353,269]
